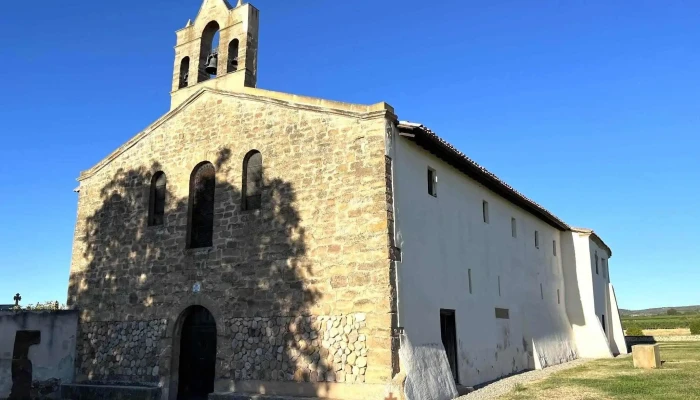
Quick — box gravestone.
[9,330,41,400]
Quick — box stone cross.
[13,293,21,307]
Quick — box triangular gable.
[78,87,392,181]
[194,0,234,24]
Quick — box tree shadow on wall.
[68,148,337,396]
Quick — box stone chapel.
[67,1,627,399]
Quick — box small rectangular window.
[468,269,473,294]
[498,276,501,297]
[553,240,557,256]
[534,231,539,249]
[482,201,489,224]
[511,218,517,238]
[601,314,606,333]
[557,289,561,305]
[495,308,510,319]
[427,168,437,197]
[595,253,599,275]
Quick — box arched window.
[242,151,263,211]
[227,39,239,73]
[179,57,190,89]
[188,162,216,248]
[198,21,221,82]
[148,172,166,226]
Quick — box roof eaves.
[397,121,570,231]
[571,227,612,258]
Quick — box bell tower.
[171,0,259,109]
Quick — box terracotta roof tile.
[397,121,570,231]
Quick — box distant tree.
[11,301,67,311]
[690,320,700,336]
[667,308,679,316]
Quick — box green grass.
[622,314,700,330]
[500,342,700,400]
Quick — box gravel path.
[456,358,592,400]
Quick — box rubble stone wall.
[68,89,396,390]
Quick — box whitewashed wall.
[590,240,627,355]
[608,284,628,355]
[561,232,614,358]
[0,311,79,398]
[590,240,610,337]
[390,136,577,388]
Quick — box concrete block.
[632,344,661,369]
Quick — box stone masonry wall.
[76,313,370,386]
[76,320,167,383]
[228,314,368,383]
[68,89,395,389]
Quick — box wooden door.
[178,306,217,400]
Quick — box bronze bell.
[230,57,238,71]
[205,52,218,75]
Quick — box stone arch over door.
[164,295,226,400]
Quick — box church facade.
[67,1,626,399]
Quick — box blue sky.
[0,0,698,310]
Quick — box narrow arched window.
[179,57,190,89]
[199,21,221,82]
[188,162,216,248]
[148,172,167,226]
[227,39,239,73]
[242,151,263,211]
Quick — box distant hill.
[620,305,700,317]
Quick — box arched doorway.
[177,306,217,400]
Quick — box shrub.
[667,308,679,315]
[690,320,700,335]
[626,324,644,336]
[12,301,67,312]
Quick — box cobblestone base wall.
[227,313,368,383]
[76,320,167,383]
[76,313,371,386]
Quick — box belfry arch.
[170,0,260,108]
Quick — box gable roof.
[78,87,392,181]
[397,121,570,231]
